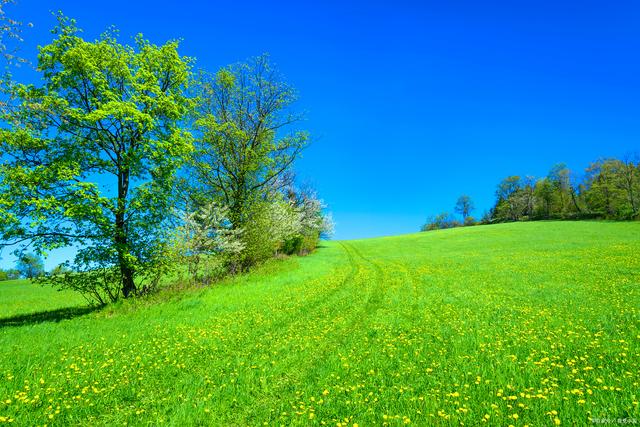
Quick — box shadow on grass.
[0,306,101,329]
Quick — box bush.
[238,201,280,269]
[421,212,461,231]
[464,216,477,226]
[172,202,244,284]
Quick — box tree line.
[0,252,44,281]
[0,14,332,304]
[422,155,639,231]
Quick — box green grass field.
[1,221,638,426]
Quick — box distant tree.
[480,210,492,224]
[494,176,523,221]
[619,154,639,217]
[3,268,19,280]
[430,154,637,229]
[16,252,44,279]
[520,176,536,218]
[463,216,476,226]
[421,212,460,231]
[454,194,474,220]
[50,263,71,276]
[0,270,6,281]
[547,163,582,215]
[496,176,521,201]
[534,178,554,218]
[583,159,624,217]
[0,16,195,301]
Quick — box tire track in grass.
[196,242,369,422]
[252,243,385,387]
[265,242,398,420]
[198,244,358,342]
[284,241,431,424]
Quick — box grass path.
[0,221,639,425]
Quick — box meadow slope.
[0,221,639,426]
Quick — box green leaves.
[0,15,195,302]
[189,54,308,228]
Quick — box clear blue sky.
[2,0,639,269]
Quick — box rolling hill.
[1,221,639,425]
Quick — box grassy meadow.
[0,221,639,425]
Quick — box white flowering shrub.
[173,203,244,284]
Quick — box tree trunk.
[570,189,582,213]
[626,172,637,215]
[116,168,136,298]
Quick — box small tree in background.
[454,194,474,219]
[5,269,19,280]
[534,177,554,218]
[50,263,72,276]
[454,194,475,225]
[619,154,639,217]
[268,197,303,256]
[421,212,461,231]
[16,252,44,279]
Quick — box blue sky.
[2,0,640,269]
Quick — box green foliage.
[40,266,121,306]
[454,194,474,219]
[187,54,308,232]
[421,212,461,231]
[268,196,304,254]
[237,200,281,268]
[1,23,330,301]
[182,55,333,270]
[0,221,638,425]
[0,15,195,302]
[0,269,20,281]
[50,263,71,276]
[16,252,44,279]
[485,155,639,223]
[534,177,555,217]
[171,202,244,284]
[584,158,639,218]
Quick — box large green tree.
[188,54,308,228]
[0,16,194,301]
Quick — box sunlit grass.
[0,221,638,425]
